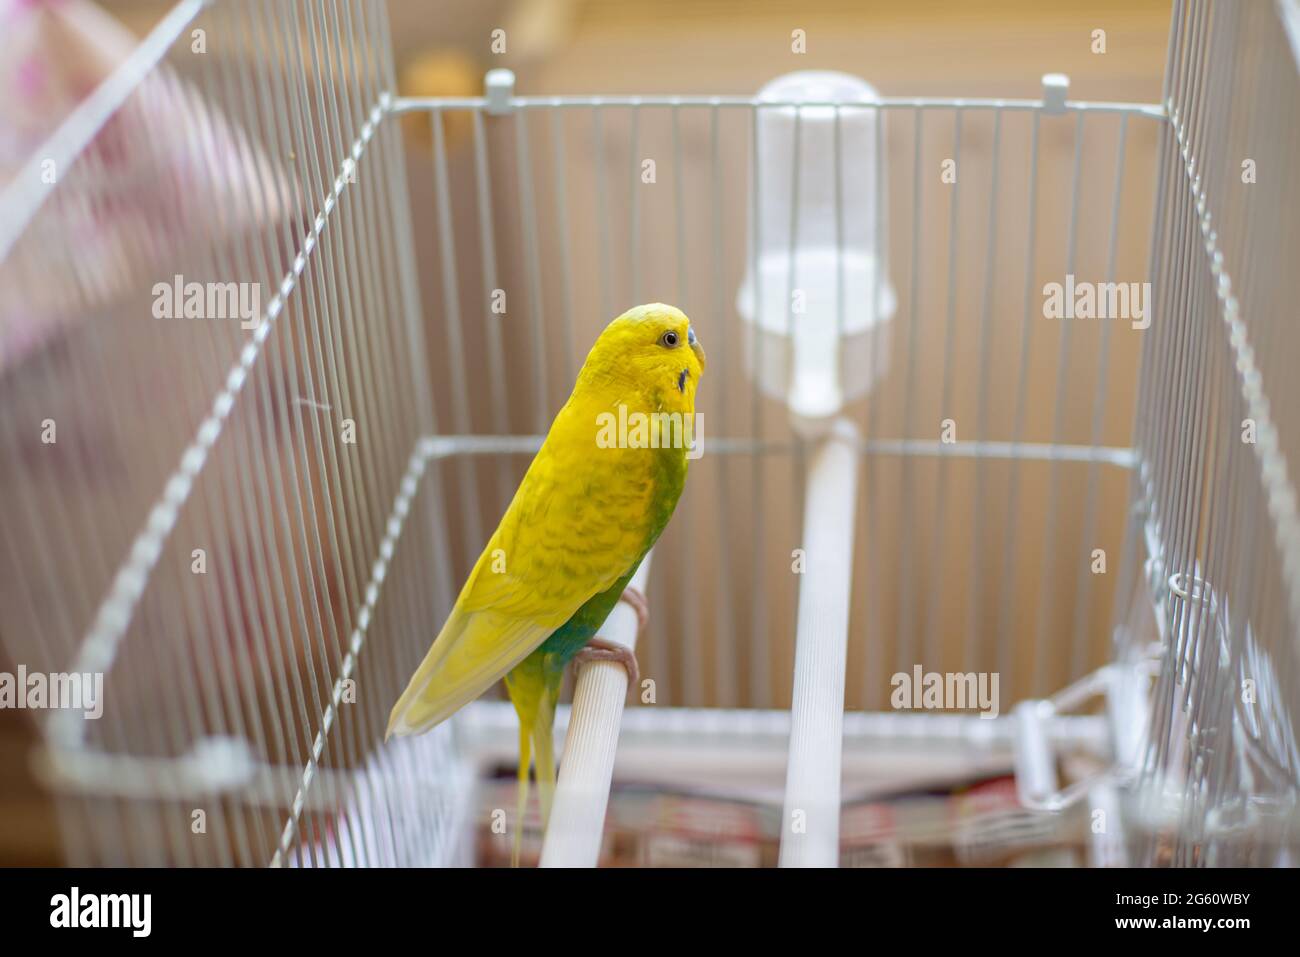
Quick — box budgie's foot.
[574,638,640,688]
[574,588,647,687]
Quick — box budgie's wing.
[384,592,554,737]
[386,423,646,737]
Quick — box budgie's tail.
[503,654,564,867]
[511,720,531,869]
[532,683,559,823]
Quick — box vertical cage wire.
[0,0,471,866]
[1116,0,1300,867]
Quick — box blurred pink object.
[0,0,291,372]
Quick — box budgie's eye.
[660,330,680,347]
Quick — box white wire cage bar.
[0,0,1295,868]
[1110,0,1300,867]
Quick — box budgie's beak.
[688,326,706,371]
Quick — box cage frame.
[0,0,1295,868]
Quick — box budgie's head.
[581,303,705,411]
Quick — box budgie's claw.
[574,587,647,686]
[574,638,640,689]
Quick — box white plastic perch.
[538,555,652,866]
[736,70,883,868]
[779,420,860,866]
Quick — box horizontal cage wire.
[0,0,1294,868]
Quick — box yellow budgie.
[387,303,705,863]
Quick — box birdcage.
[0,0,1296,868]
